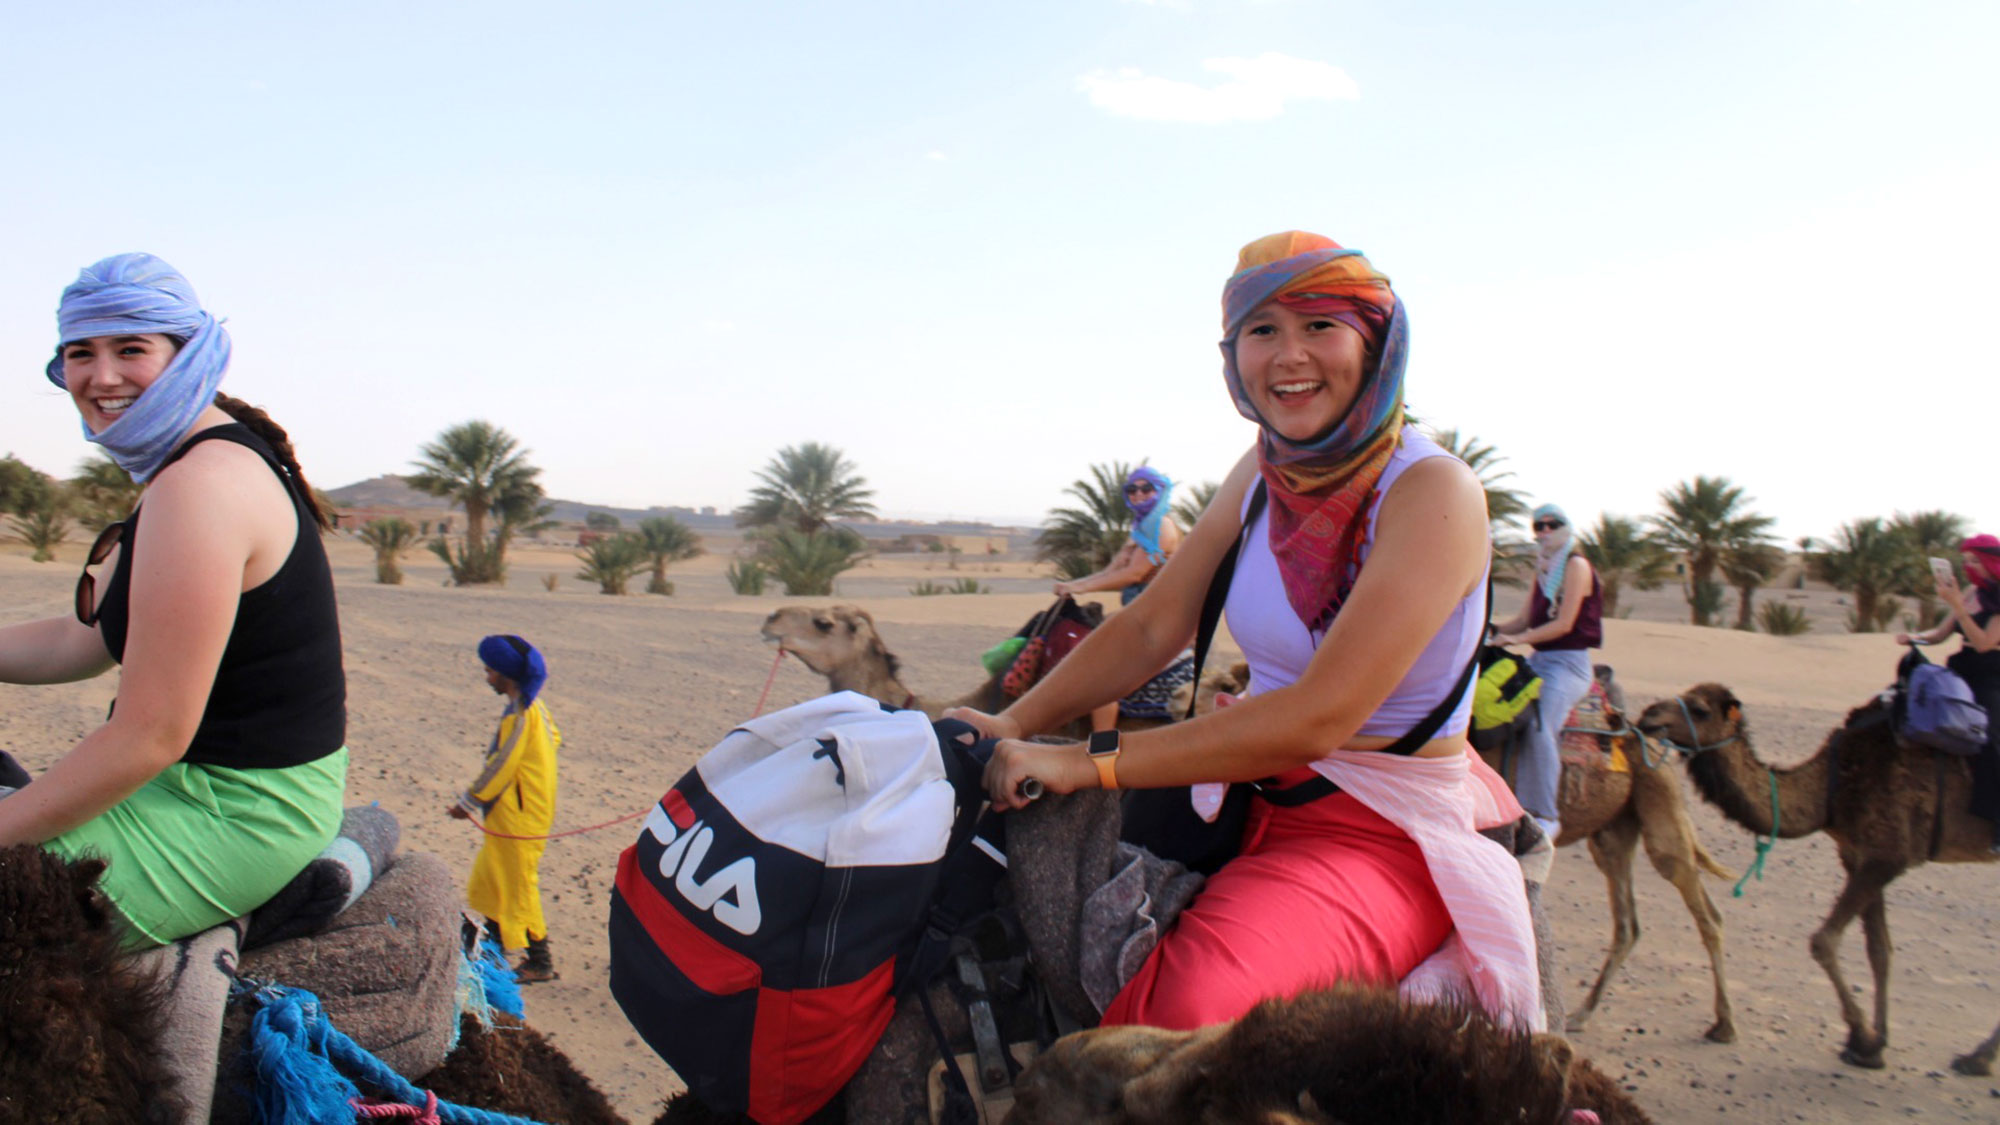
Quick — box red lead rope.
[462,648,790,842]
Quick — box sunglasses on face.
[1124,483,1156,496]
[1532,520,1565,532]
[74,522,125,626]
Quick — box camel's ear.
[68,856,113,929]
[1718,688,1743,724]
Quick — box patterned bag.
[1001,597,1096,698]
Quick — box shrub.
[725,560,767,595]
[541,573,560,592]
[762,529,865,596]
[1758,602,1811,636]
[359,517,418,585]
[575,534,648,595]
[9,500,70,563]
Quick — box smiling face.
[61,333,179,433]
[1232,303,1368,443]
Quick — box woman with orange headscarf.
[948,233,1540,1031]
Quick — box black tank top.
[95,425,346,769]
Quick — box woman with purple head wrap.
[1051,464,1186,733]
[0,253,349,948]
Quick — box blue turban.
[45,253,232,483]
[1125,466,1174,565]
[478,634,549,708]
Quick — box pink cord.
[351,1090,441,1123]
[753,647,787,717]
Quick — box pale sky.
[3,1,1995,542]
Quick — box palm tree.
[1171,480,1220,530]
[734,443,877,535]
[1577,514,1673,618]
[1811,517,1906,633]
[358,517,419,585]
[762,527,866,596]
[66,452,144,533]
[1651,476,1777,626]
[1720,541,1787,631]
[1426,428,1530,532]
[575,534,648,595]
[1036,461,1133,581]
[1888,510,1970,629]
[9,497,70,562]
[407,421,543,585]
[636,515,703,595]
[408,421,539,547]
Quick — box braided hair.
[212,393,332,531]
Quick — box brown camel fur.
[422,1012,628,1125]
[760,604,1178,735]
[0,845,627,1124]
[1664,682,2000,1072]
[1007,982,1653,1124]
[1181,662,1740,1043]
[0,844,184,1124]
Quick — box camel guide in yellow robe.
[448,634,561,981]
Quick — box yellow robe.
[461,699,560,949]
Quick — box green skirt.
[45,748,348,949]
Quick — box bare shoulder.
[1379,453,1485,521]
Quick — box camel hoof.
[1950,1053,1993,1077]
[1840,1045,1887,1070]
[1704,1022,1736,1045]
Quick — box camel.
[1007,982,1653,1124]
[759,604,1182,734]
[0,843,627,1124]
[1181,662,1740,1044]
[1657,683,2000,1071]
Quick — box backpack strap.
[1185,481,1268,720]
[1377,573,1492,757]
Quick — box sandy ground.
[5,537,2000,1123]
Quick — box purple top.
[1527,566,1602,651]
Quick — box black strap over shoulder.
[1186,480,1268,720]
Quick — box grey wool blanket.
[211,851,463,1122]
[245,803,402,950]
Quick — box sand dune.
[5,538,1999,1122]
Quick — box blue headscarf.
[45,253,232,484]
[1124,466,1174,565]
[479,634,550,708]
[1532,503,1574,605]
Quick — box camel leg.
[1860,893,1895,1062]
[1567,815,1642,1034]
[1809,864,1894,1069]
[1951,1018,2000,1076]
[1640,822,1735,1043]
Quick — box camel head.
[760,604,901,682]
[1008,1022,1229,1123]
[1635,683,1745,754]
[1169,660,1252,720]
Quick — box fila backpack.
[608,692,985,1124]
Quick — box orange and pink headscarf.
[1220,231,1408,632]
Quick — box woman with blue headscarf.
[0,253,348,948]
[1053,465,1184,607]
[1492,503,1603,840]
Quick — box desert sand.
[5,536,2000,1123]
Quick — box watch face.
[1088,729,1120,756]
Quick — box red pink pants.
[1100,771,1452,1030]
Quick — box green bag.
[979,636,1027,677]
[1472,644,1542,742]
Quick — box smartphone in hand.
[1930,557,1959,588]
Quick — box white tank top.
[1225,425,1487,739]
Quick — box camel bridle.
[1635,694,1745,761]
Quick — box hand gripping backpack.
[609,692,986,1124]
[1897,646,1990,756]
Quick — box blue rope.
[473,938,524,1020]
[240,982,550,1125]
[1731,770,1780,899]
